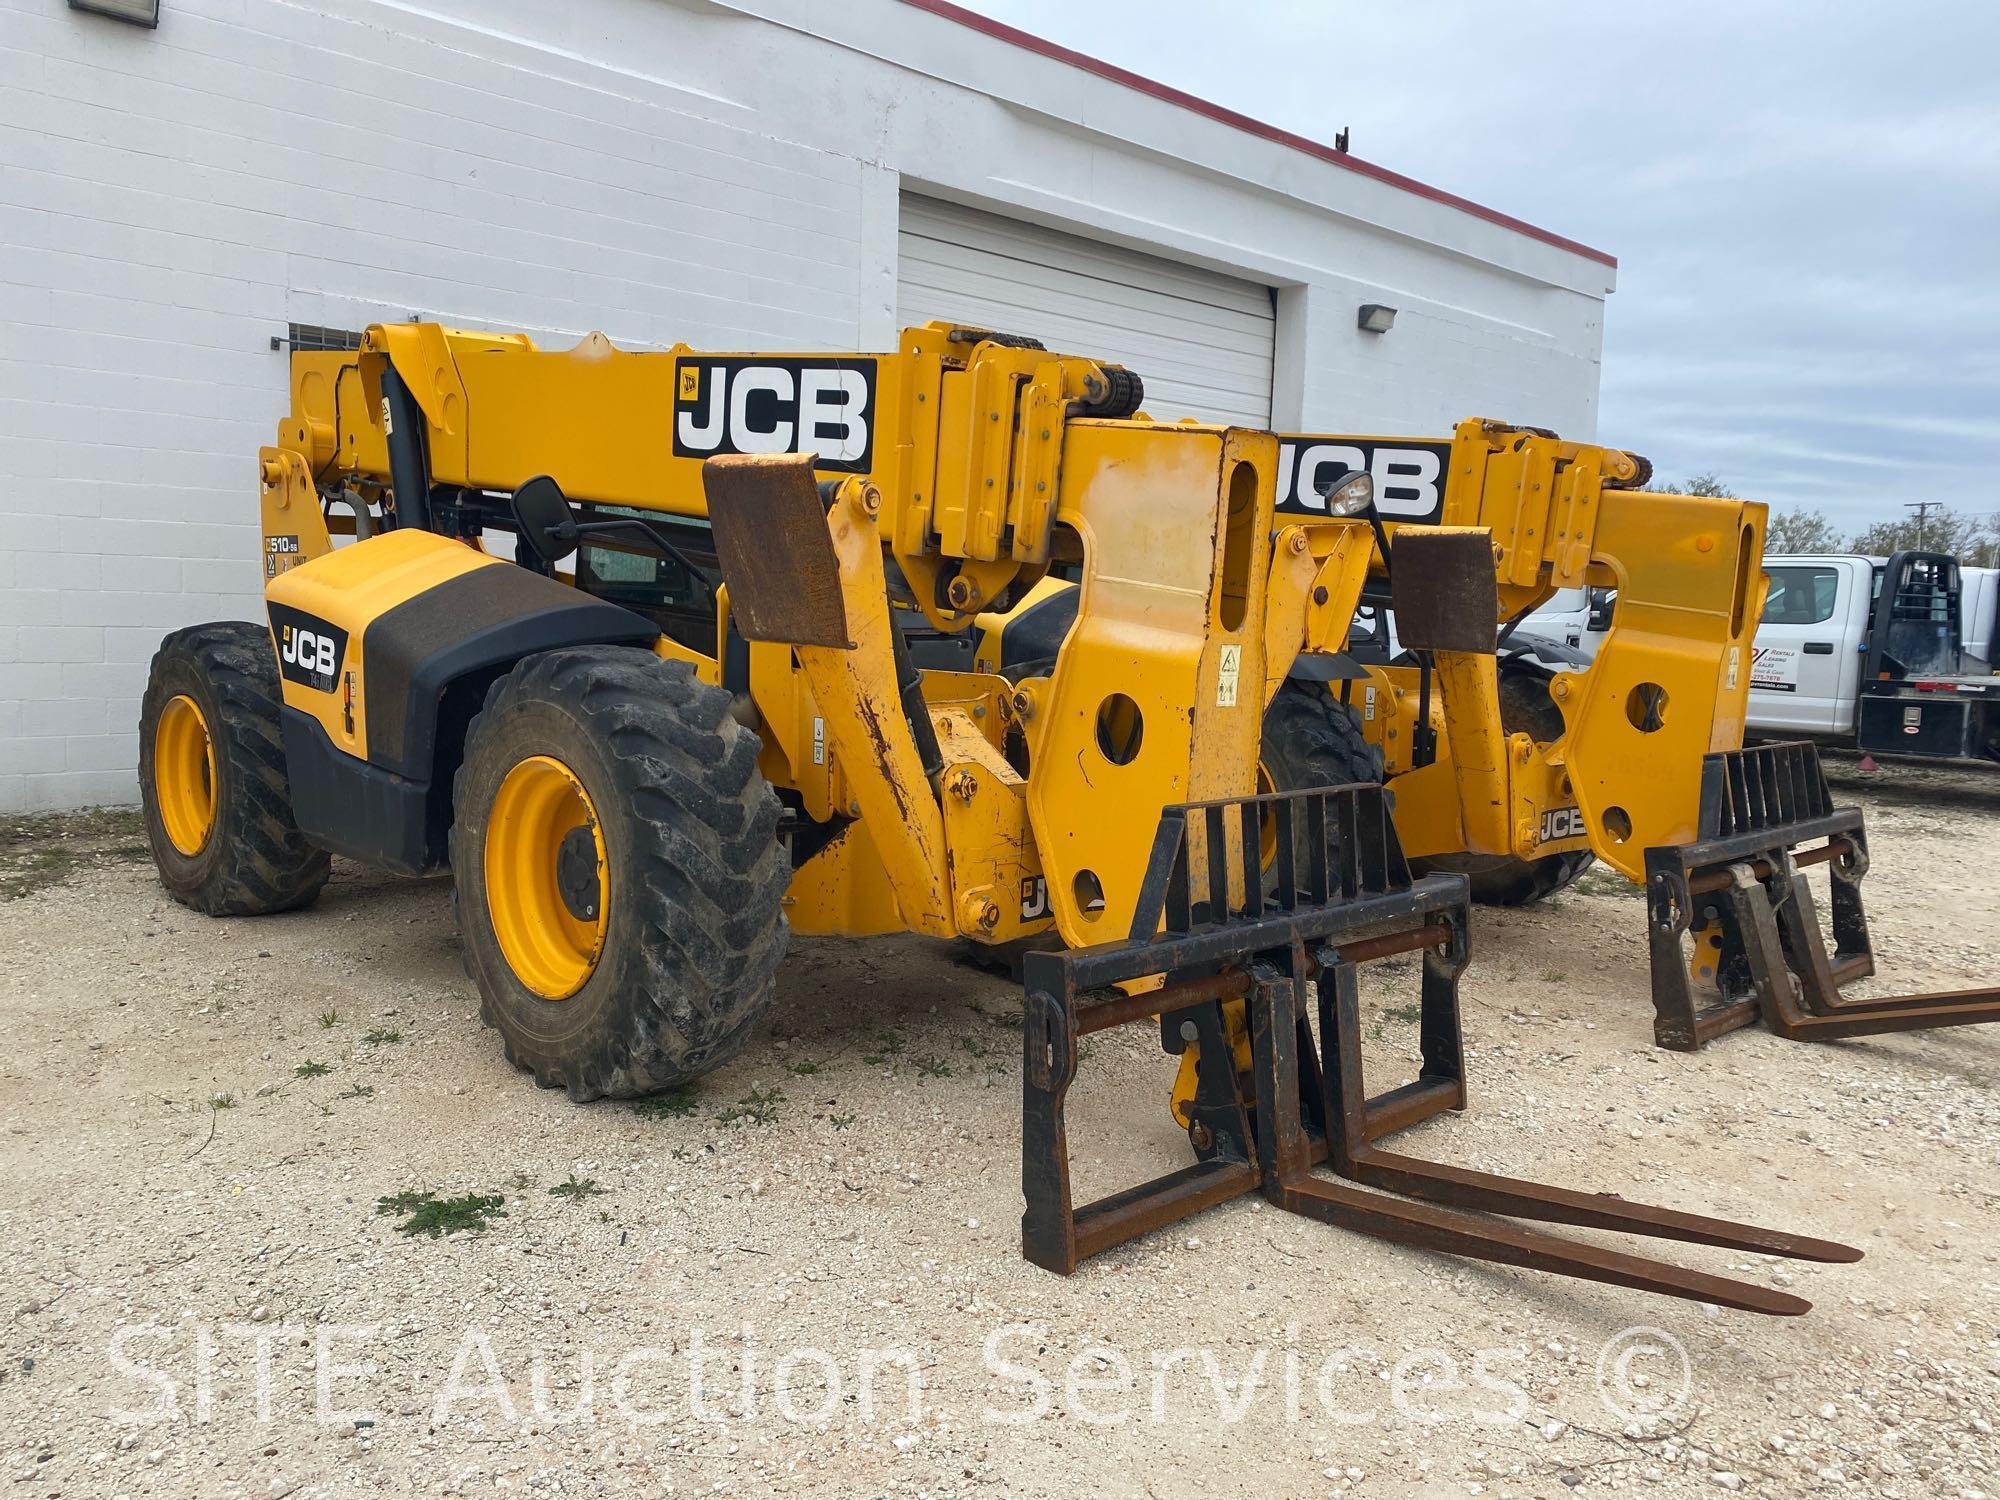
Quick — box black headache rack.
[1645,742,2000,1050]
[1854,550,2000,764]
[1020,782,1858,1315]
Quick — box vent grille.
[274,323,363,353]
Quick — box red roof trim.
[889,0,1618,269]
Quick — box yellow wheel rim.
[485,755,608,1000]
[154,694,217,856]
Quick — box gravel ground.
[2,761,1997,1499]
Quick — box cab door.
[1529,588,1590,650]
[1749,562,1860,734]
[1963,567,1997,669]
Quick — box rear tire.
[1412,664,1595,905]
[138,622,331,916]
[450,648,789,1101]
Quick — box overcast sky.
[967,0,2000,533]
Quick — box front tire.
[1260,682,1383,792]
[450,648,789,1101]
[138,622,330,916]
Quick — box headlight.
[1322,471,1376,518]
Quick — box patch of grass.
[375,1190,506,1238]
[0,807,143,842]
[210,1092,237,1110]
[317,1009,339,1030]
[295,1060,332,1079]
[717,1086,784,1126]
[0,849,76,901]
[956,1033,989,1059]
[861,1027,906,1065]
[1383,1003,1422,1024]
[0,809,147,899]
[1542,971,1569,984]
[1574,868,1644,900]
[362,1028,403,1045]
[632,1087,699,1121]
[549,1173,606,1202]
[786,1060,820,1076]
[915,1055,952,1078]
[829,1111,856,1131]
[336,1083,374,1100]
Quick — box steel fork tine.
[1268,1172,1814,1316]
[1313,951,1861,1263]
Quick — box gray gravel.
[2,763,1997,1498]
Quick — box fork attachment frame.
[1645,742,2000,1050]
[1021,781,1858,1314]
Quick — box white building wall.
[0,0,1615,810]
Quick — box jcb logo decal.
[1020,876,1050,923]
[1274,439,1453,522]
[1539,806,1586,843]
[268,604,348,695]
[672,357,876,472]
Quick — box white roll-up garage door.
[897,198,1276,428]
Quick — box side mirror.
[511,475,579,565]
[1587,587,1617,633]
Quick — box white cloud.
[968,0,2000,533]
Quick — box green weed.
[375,1190,506,1238]
[717,1086,784,1126]
[632,1087,699,1121]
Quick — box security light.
[69,0,159,27]
[1357,303,1397,334]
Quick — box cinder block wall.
[0,0,1611,811]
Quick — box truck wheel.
[1413,664,1595,906]
[450,648,789,1101]
[138,622,331,916]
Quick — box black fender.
[284,564,657,873]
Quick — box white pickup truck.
[1528,553,1998,763]
[1750,552,1996,761]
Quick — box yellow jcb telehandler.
[140,321,1860,1311]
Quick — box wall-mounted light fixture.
[1357,303,1397,334]
[69,0,159,27]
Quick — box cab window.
[1763,566,1840,626]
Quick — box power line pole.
[1904,499,1938,551]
